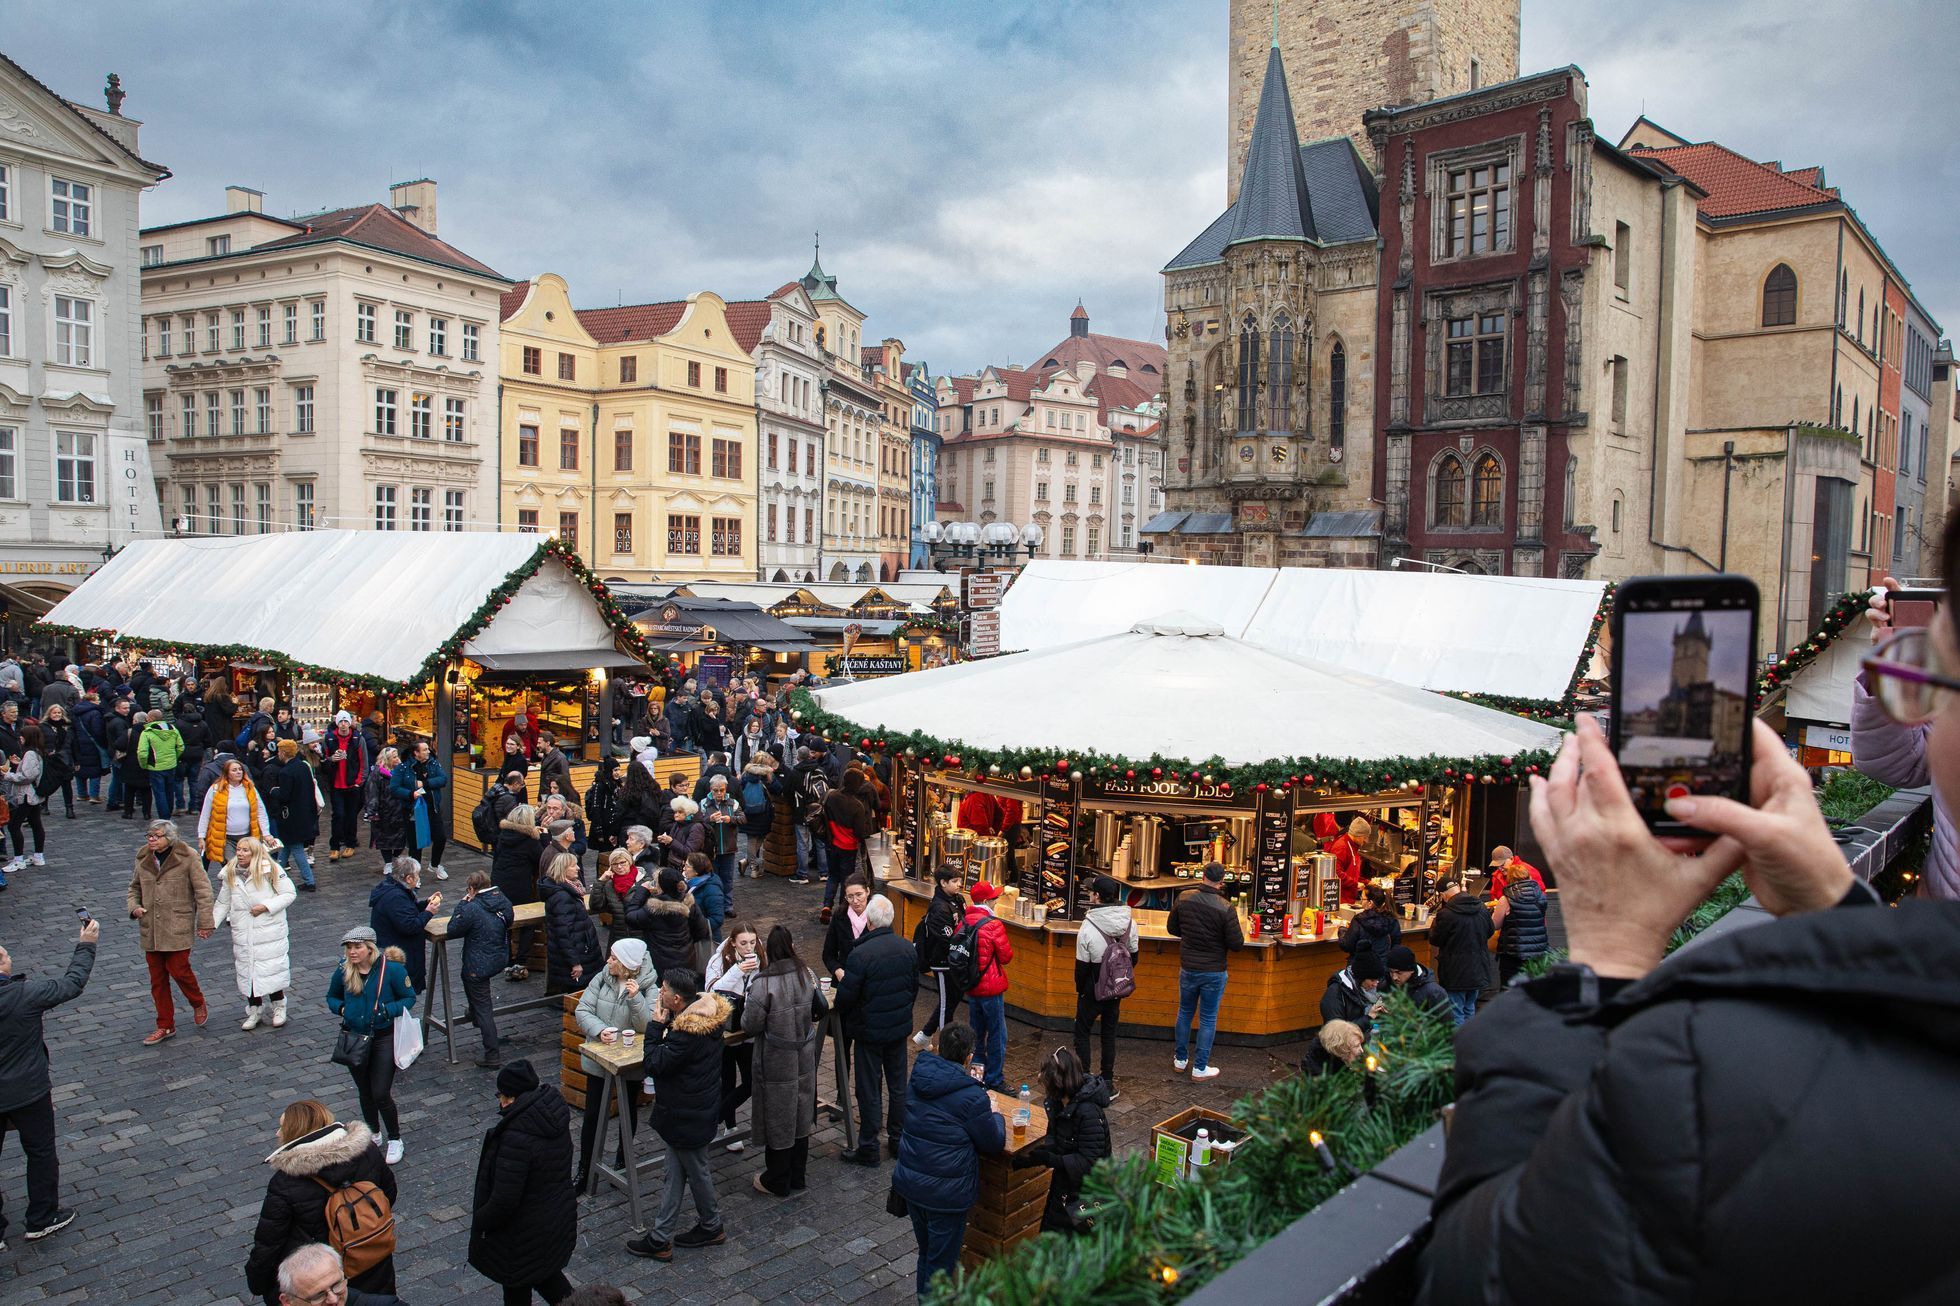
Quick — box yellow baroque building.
[498,274,758,581]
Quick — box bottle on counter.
[1190,1127,1212,1180]
[1014,1084,1032,1140]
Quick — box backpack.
[1092,921,1136,1001]
[943,917,986,995]
[470,791,500,846]
[312,1175,396,1278]
[798,768,830,830]
[741,773,770,816]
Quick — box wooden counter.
[964,1090,1051,1268]
[888,878,1438,1044]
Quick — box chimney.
[226,185,264,214]
[389,178,438,234]
[1070,300,1090,338]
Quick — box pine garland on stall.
[1756,588,1873,699]
[789,691,1558,794]
[34,537,656,695]
[930,993,1456,1304]
[1443,582,1612,724]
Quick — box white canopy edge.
[44,530,620,684]
[999,561,1605,702]
[1785,615,1870,725]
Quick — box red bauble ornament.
[1304,774,1315,784]
[1189,770,1200,782]
[1125,770,1136,780]
[1150,767,1162,779]
[1501,757,1514,768]
[1444,768,1456,778]
[1055,759,1069,773]
[1254,783,1269,793]
[1527,764,1540,774]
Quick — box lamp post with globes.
[922,518,1044,568]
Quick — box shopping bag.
[393,1013,425,1069]
[412,794,432,850]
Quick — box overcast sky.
[8,0,1954,374]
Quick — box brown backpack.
[313,1176,396,1278]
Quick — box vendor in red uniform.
[500,699,541,761]
[1486,844,1547,893]
[1325,816,1372,904]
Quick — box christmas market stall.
[613,590,819,690]
[39,529,653,849]
[802,613,1563,1042]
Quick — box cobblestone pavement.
[0,799,1310,1303]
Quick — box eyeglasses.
[288,1274,348,1305]
[1862,628,1960,725]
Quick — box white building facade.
[752,282,826,581]
[139,179,508,537]
[0,58,169,596]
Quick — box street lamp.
[926,518,1042,567]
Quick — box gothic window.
[1444,160,1513,257]
[1268,313,1294,431]
[1762,264,1797,327]
[1236,314,1261,432]
[1471,453,1503,527]
[1432,453,1468,528]
[1328,342,1347,454]
[1446,313,1506,396]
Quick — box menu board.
[1253,792,1292,914]
[1320,876,1342,915]
[1037,778,1075,917]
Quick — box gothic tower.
[1670,611,1711,690]
[1228,0,1521,202]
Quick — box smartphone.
[1889,587,1944,632]
[75,907,91,924]
[1609,575,1759,835]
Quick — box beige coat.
[128,838,215,953]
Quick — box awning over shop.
[1302,510,1383,538]
[622,594,816,651]
[1000,560,1606,703]
[1139,511,1188,534]
[814,613,1562,767]
[40,530,642,688]
[470,649,644,673]
[0,582,57,619]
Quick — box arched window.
[1852,394,1859,435]
[1857,288,1865,342]
[1761,264,1797,327]
[1328,342,1347,453]
[1471,453,1503,527]
[1838,272,1848,326]
[1433,454,1467,528]
[1267,314,1294,430]
[1236,314,1261,432]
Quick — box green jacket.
[136,721,184,773]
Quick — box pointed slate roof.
[801,253,842,302]
[1225,45,1315,247]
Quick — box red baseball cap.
[969,881,1001,903]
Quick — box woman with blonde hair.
[365,745,409,866]
[244,1098,398,1305]
[539,850,602,995]
[197,754,274,872]
[325,927,416,1163]
[214,835,298,1030]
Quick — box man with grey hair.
[128,817,213,1045]
[835,891,917,1166]
[278,1241,405,1305]
[0,914,97,1249]
[370,855,440,993]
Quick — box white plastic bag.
[393,1012,424,1069]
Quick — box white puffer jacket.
[212,865,297,999]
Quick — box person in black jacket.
[1164,863,1244,1079]
[836,894,917,1165]
[1422,698,1960,1306]
[492,806,542,981]
[1319,950,1385,1033]
[1489,861,1549,985]
[625,867,710,978]
[821,875,873,981]
[0,918,95,1246]
[911,864,967,1045]
[1012,1046,1112,1233]
[1338,884,1403,968]
[1385,945,1451,1016]
[245,1103,398,1304]
[448,873,513,1067]
[470,1061,578,1305]
[538,853,602,996]
[584,757,623,857]
[1425,880,1493,1025]
[623,968,730,1262]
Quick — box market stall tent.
[998,560,1605,705]
[813,613,1562,770]
[41,530,642,687]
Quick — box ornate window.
[1471,453,1503,528]
[1236,314,1261,432]
[1328,343,1347,454]
[1432,453,1467,528]
[1267,313,1294,431]
[1444,160,1512,257]
[1446,313,1506,396]
[1762,264,1797,327]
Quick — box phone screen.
[1890,589,1943,632]
[1612,580,1757,828]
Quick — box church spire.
[1224,43,1316,246]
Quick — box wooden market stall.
[39,530,655,850]
[807,613,1563,1042]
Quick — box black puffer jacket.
[836,925,920,1044]
[1423,889,1960,1306]
[643,992,732,1150]
[1338,907,1403,967]
[490,820,540,907]
[538,875,602,994]
[1427,892,1494,991]
[468,1083,576,1289]
[1495,878,1549,959]
[245,1121,398,1303]
[1319,965,1381,1032]
[1017,1076,1113,1232]
[626,886,710,977]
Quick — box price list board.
[1036,777,1080,918]
[1253,790,1293,922]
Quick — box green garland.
[791,690,1557,793]
[1757,588,1873,698]
[34,536,657,694]
[929,991,1456,1304]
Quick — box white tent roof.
[44,531,625,685]
[1785,614,1871,725]
[675,582,815,609]
[999,561,1605,702]
[814,612,1562,766]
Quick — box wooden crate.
[558,994,592,1111]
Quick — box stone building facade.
[751,282,826,583]
[1899,300,1938,576]
[1156,43,1382,568]
[1228,0,1519,201]
[801,254,887,583]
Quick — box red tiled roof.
[573,296,776,353]
[1036,330,1168,380]
[1070,303,1089,320]
[769,282,803,301]
[725,301,774,354]
[1783,166,1823,187]
[943,376,977,404]
[861,345,886,369]
[499,281,531,321]
[1626,141,1839,219]
[256,203,506,279]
